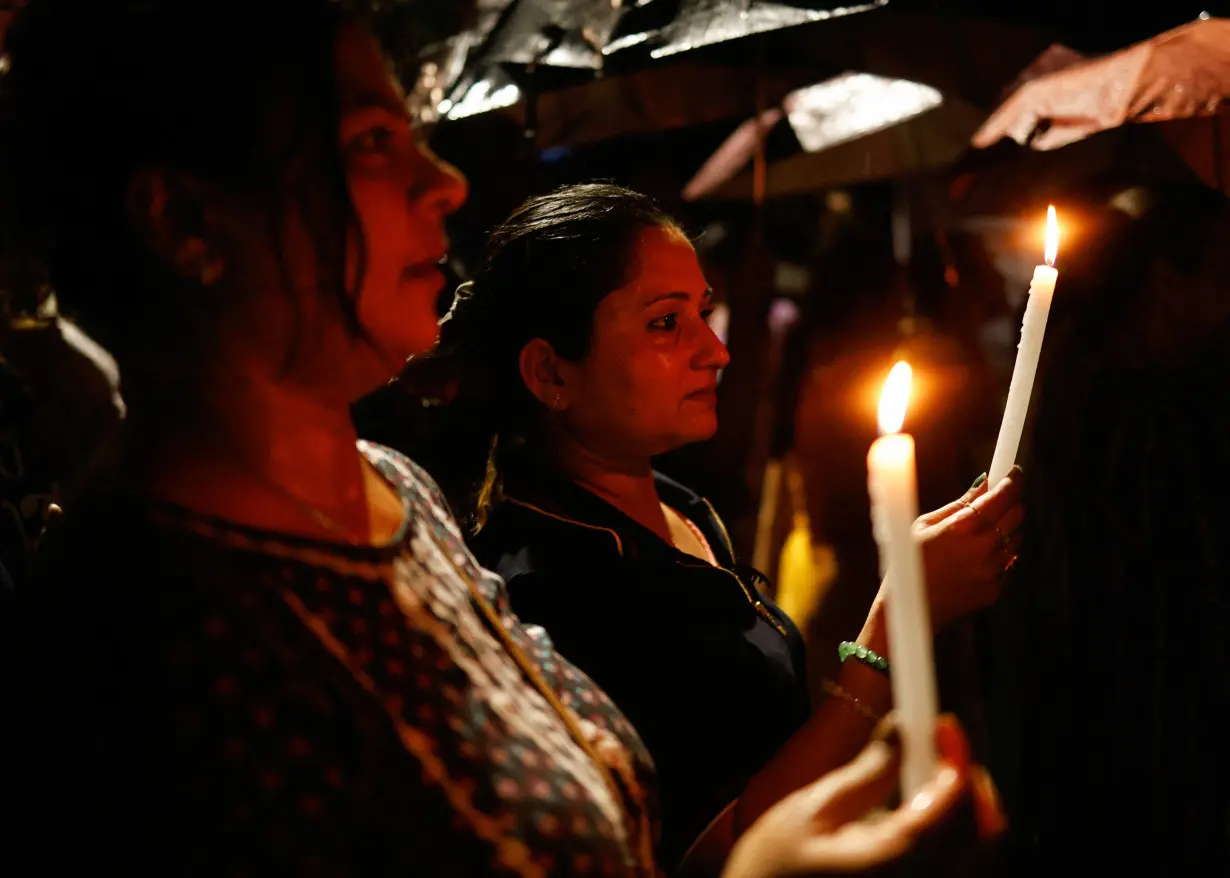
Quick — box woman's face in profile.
[214,22,469,403]
[334,23,468,377]
[556,226,731,460]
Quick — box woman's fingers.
[995,500,1025,537]
[764,716,995,877]
[974,534,1019,580]
[969,471,1022,523]
[916,500,966,529]
[803,736,902,832]
[934,714,972,772]
[970,766,1008,839]
[796,754,968,873]
[818,716,969,841]
[917,475,989,528]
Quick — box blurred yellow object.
[774,462,837,628]
[751,459,784,575]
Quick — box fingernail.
[972,767,1008,837]
[1010,464,1024,478]
[970,473,987,490]
[935,714,971,772]
[910,767,959,811]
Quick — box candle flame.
[877,361,912,435]
[1044,205,1059,266]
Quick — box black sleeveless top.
[472,468,810,869]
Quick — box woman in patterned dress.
[1,1,1002,874]
[3,2,661,872]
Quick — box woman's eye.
[350,126,396,154]
[649,314,678,331]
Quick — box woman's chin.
[399,324,443,360]
[360,283,443,361]
[368,316,441,365]
[675,415,720,446]
[337,328,439,401]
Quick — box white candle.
[867,361,938,798]
[989,206,1060,486]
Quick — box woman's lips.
[401,261,445,288]
[685,387,718,405]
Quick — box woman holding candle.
[0,2,1009,874]
[394,182,1025,870]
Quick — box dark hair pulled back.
[426,181,679,530]
[0,0,377,411]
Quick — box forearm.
[731,593,893,836]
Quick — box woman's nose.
[414,143,469,217]
[695,320,731,370]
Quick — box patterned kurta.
[9,442,659,876]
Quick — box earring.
[198,256,223,288]
[550,392,562,411]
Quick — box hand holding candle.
[867,361,939,798]
[989,206,1060,486]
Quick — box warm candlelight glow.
[1044,205,1059,266]
[989,206,1060,486]
[877,361,912,435]
[867,356,936,796]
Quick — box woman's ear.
[126,167,225,287]
[518,338,569,412]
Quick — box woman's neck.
[548,431,670,544]
[124,366,391,544]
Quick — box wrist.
[836,595,893,711]
[856,591,890,658]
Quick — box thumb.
[804,735,902,832]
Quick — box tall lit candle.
[867,361,938,797]
[989,206,1060,486]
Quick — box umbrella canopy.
[472,62,822,148]
[972,16,1230,151]
[604,0,888,57]
[435,0,889,138]
[684,72,985,200]
[608,5,1055,110]
[432,1,1052,150]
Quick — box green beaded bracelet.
[838,640,890,674]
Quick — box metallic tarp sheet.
[483,0,633,69]
[444,65,523,120]
[436,0,892,126]
[606,0,888,58]
[786,72,943,153]
[410,0,518,124]
[440,0,633,123]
